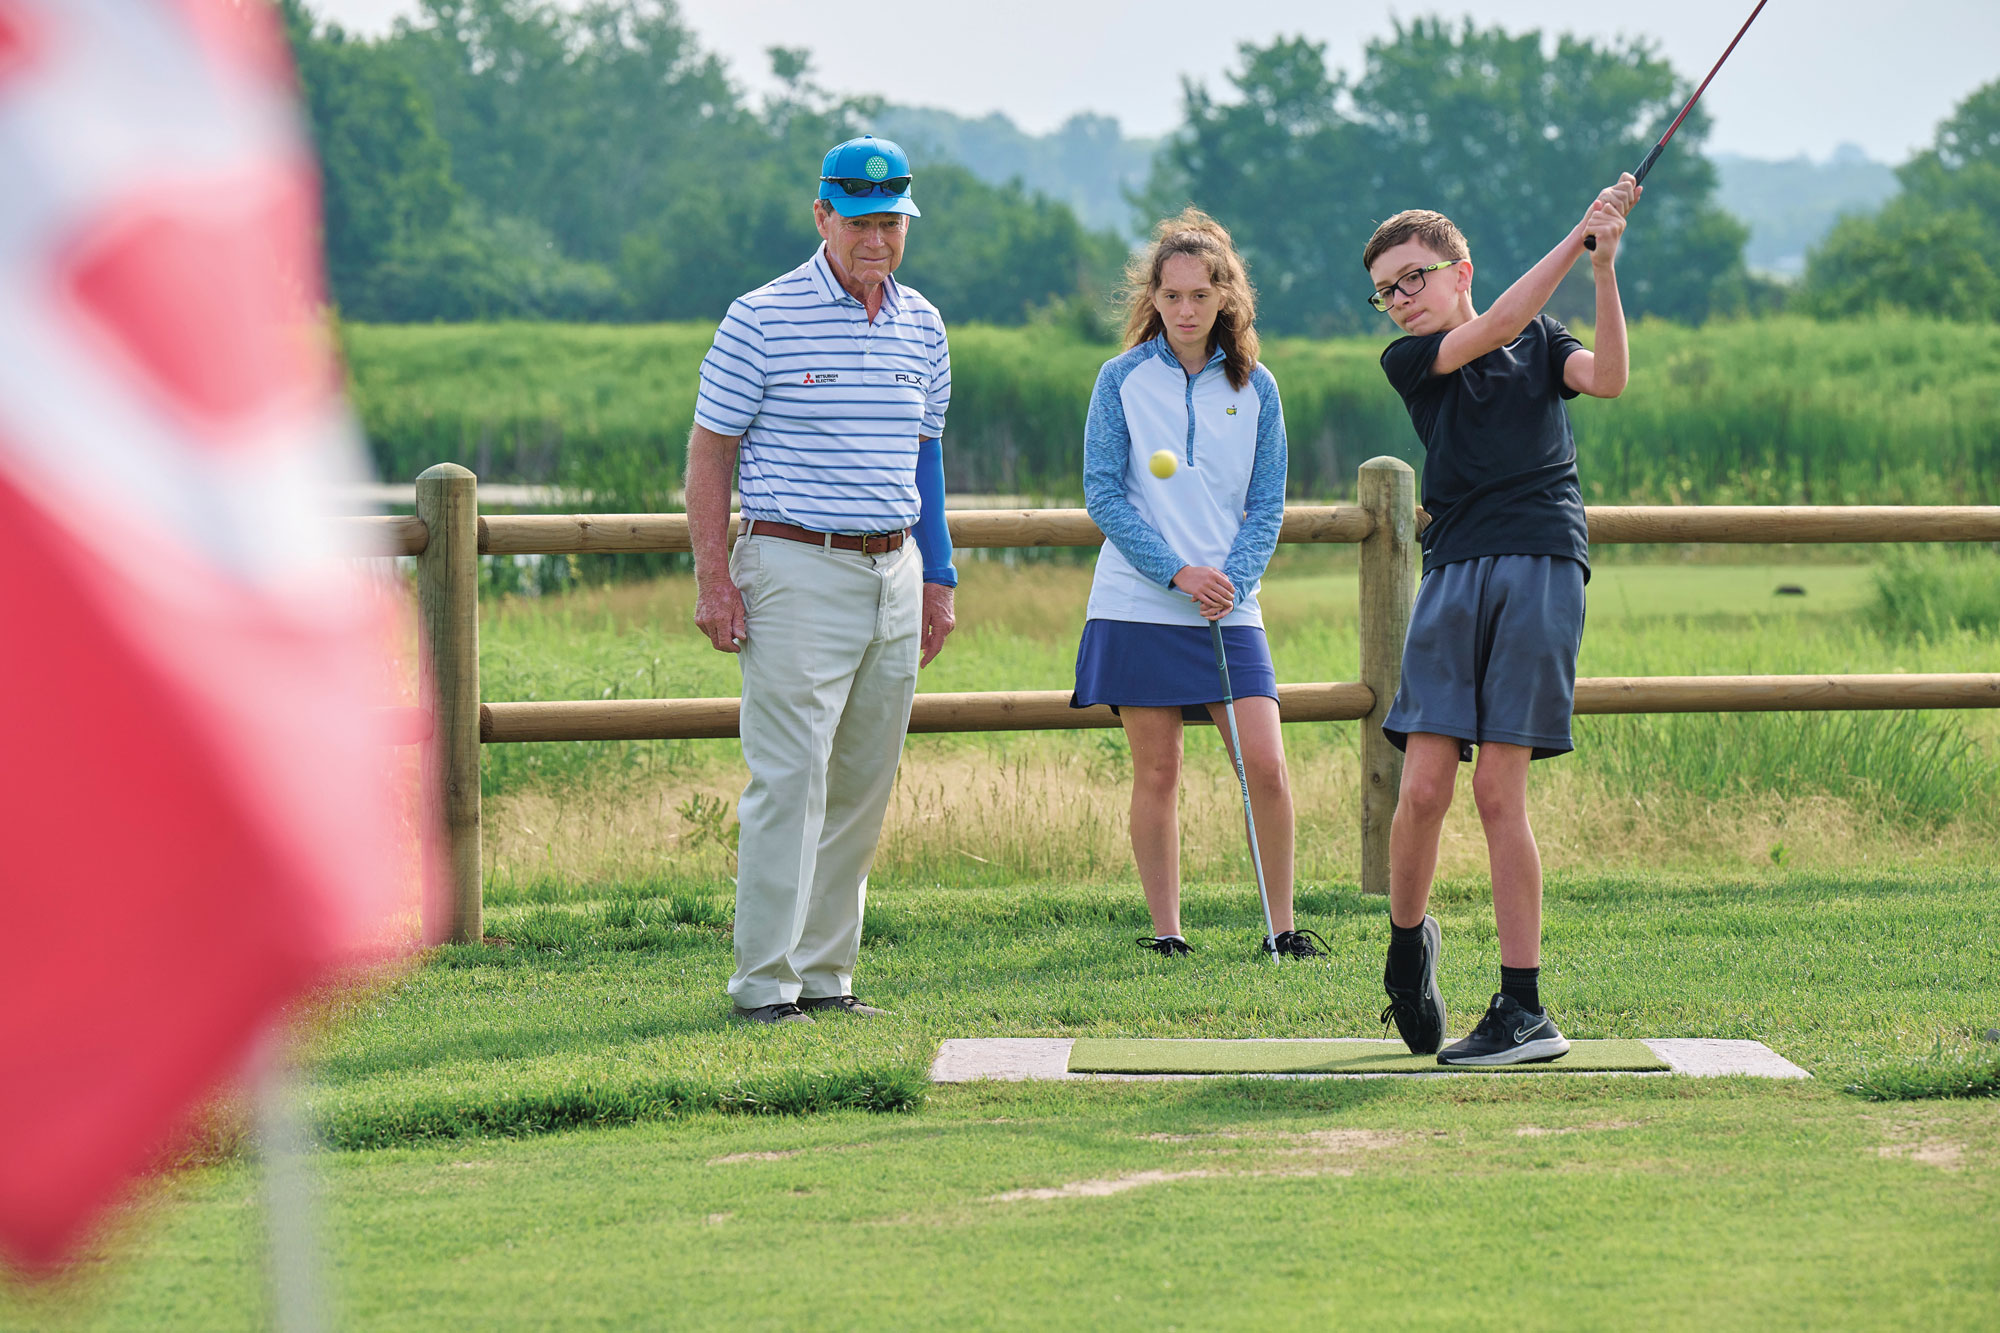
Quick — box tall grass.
[343,315,2000,503]
[1867,545,2000,639]
[1582,710,1993,828]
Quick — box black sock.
[1386,920,1425,987]
[1500,965,1541,1014]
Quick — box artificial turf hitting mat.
[1067,1038,1671,1076]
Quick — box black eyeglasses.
[822,175,913,197]
[1368,259,1460,311]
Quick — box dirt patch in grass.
[987,1169,1215,1202]
[1141,1127,1408,1150]
[1876,1140,1967,1170]
[1515,1119,1643,1137]
[709,1150,802,1164]
[1293,1128,1407,1151]
[989,1130,1410,1202]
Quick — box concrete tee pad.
[929,1037,1811,1083]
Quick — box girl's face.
[1153,253,1223,355]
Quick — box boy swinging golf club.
[1364,179,1638,1064]
[1364,0,1766,1066]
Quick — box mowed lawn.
[11,554,1995,1327]
[12,868,1999,1330]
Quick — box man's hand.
[695,576,748,653]
[920,582,955,666]
[1172,565,1235,620]
[686,423,746,653]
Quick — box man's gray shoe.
[733,1001,814,1025]
[798,995,891,1018]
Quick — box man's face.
[1367,240,1470,336]
[816,205,908,288]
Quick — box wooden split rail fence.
[352,458,2000,945]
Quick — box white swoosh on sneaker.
[1512,1020,1548,1043]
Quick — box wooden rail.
[1583,506,2000,544]
[480,682,1378,744]
[348,502,2000,559]
[473,674,2000,745]
[1573,673,2000,714]
[380,460,2000,940]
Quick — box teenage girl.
[1071,209,1322,960]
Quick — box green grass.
[262,866,2000,1157]
[10,868,1999,1329]
[14,557,1995,1325]
[1847,1038,2000,1101]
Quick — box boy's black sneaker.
[1264,929,1331,959]
[1436,993,1571,1067]
[1380,914,1446,1054]
[1136,935,1192,956]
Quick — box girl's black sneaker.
[1264,929,1331,959]
[1436,993,1572,1066]
[1136,935,1193,956]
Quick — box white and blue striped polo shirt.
[693,245,952,533]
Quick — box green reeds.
[343,315,2000,504]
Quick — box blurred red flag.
[0,0,402,1270]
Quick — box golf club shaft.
[1211,620,1280,964]
[1584,0,1768,249]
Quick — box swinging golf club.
[1585,0,1770,250]
[1211,620,1280,965]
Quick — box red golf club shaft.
[1585,0,1770,249]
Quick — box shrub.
[1867,546,2000,640]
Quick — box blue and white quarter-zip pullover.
[1082,336,1288,628]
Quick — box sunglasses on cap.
[821,175,913,197]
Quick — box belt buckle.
[859,532,887,555]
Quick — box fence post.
[416,463,482,944]
[1358,457,1416,896]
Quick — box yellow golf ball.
[1149,449,1178,479]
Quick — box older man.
[686,136,956,1025]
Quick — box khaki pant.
[726,533,921,1008]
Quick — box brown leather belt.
[742,519,907,554]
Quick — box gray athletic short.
[1382,554,1587,762]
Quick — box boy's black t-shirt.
[1380,313,1590,579]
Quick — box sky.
[310,1,2000,165]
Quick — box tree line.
[283,1,1999,332]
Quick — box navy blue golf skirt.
[1071,619,1278,722]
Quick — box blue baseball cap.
[818,136,920,219]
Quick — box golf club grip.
[1584,137,1663,251]
[1633,140,1668,186]
[1209,619,1233,702]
